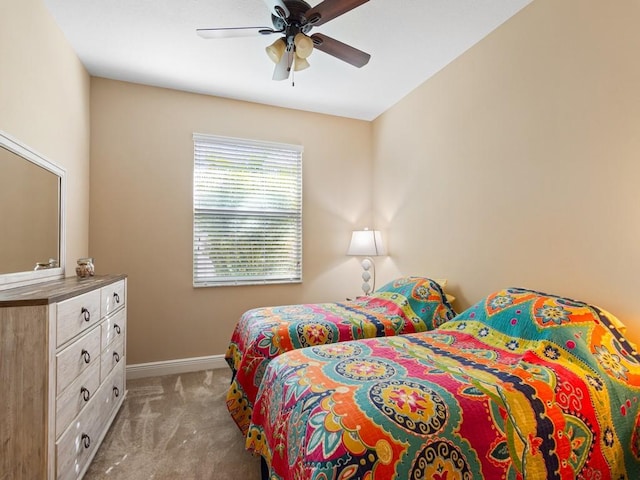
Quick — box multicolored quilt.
[225,277,456,435]
[246,288,640,479]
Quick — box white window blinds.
[193,133,303,287]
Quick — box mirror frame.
[0,130,66,290]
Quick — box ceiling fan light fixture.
[294,33,313,59]
[266,38,286,63]
[294,54,310,71]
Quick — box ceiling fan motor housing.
[272,0,315,36]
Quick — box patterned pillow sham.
[371,276,457,330]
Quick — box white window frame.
[193,133,303,287]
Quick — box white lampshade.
[347,229,386,256]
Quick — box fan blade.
[263,0,290,19]
[305,0,369,26]
[310,33,370,67]
[197,27,277,39]
[273,50,293,80]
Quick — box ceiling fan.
[197,0,371,81]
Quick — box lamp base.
[360,257,375,295]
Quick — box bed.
[225,276,456,435]
[246,287,640,479]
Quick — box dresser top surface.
[0,274,127,307]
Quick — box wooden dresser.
[0,274,127,480]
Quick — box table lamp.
[347,228,385,295]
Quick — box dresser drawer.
[56,325,101,395]
[101,280,125,317]
[56,374,113,480]
[101,361,126,423]
[56,289,101,347]
[56,360,101,438]
[101,307,126,350]
[101,335,125,382]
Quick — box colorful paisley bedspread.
[246,288,640,479]
[225,277,456,435]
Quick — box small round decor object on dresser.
[76,257,95,278]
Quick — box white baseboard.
[126,354,228,380]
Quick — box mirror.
[0,131,65,289]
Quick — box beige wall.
[89,78,372,363]
[1,0,91,274]
[373,0,640,344]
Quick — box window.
[193,133,303,287]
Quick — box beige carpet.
[84,369,262,480]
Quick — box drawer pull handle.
[81,349,91,364]
[113,386,120,398]
[81,307,91,322]
[113,352,121,363]
[114,324,121,334]
[80,387,91,402]
[81,434,91,449]
[113,292,120,304]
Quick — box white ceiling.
[42,0,532,121]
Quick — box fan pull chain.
[289,49,295,87]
